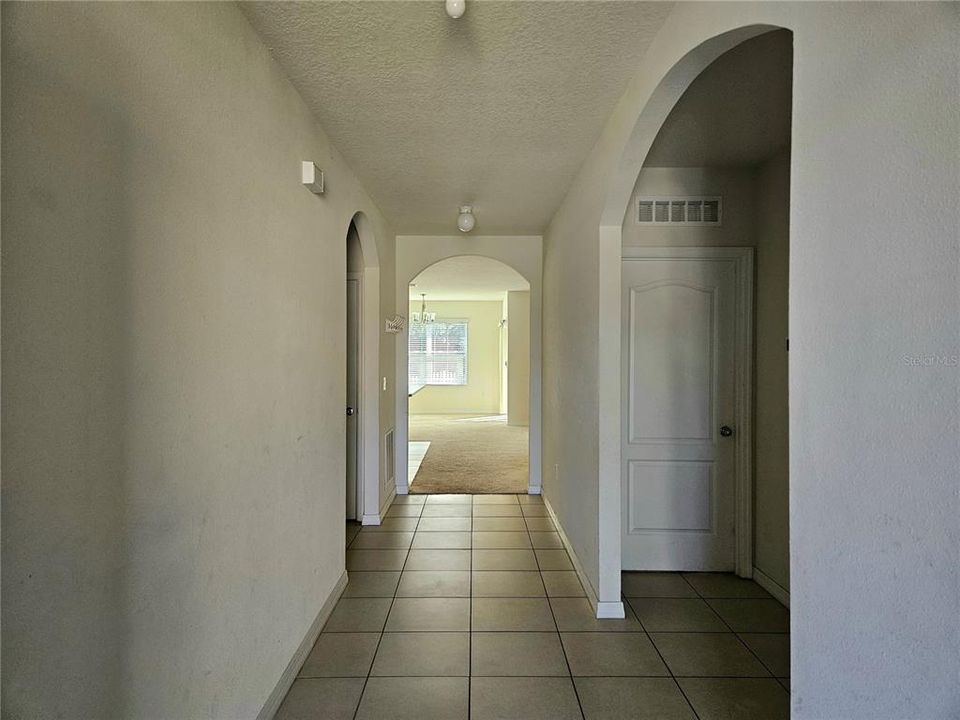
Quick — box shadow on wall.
[2,58,128,715]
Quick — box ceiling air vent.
[637,196,722,226]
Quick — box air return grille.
[383,429,395,488]
[637,196,722,226]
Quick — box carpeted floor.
[408,414,528,494]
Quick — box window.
[409,320,468,386]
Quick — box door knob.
[346,406,355,416]
[719,425,733,437]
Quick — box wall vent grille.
[383,428,395,488]
[637,196,722,226]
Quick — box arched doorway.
[393,236,544,500]
[598,24,794,713]
[405,256,531,494]
[343,212,384,527]
[591,23,794,615]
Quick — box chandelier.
[412,293,436,324]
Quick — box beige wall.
[500,293,509,414]
[507,291,531,426]
[1,3,394,718]
[409,300,502,415]
[753,149,790,593]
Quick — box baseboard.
[257,570,349,720]
[542,496,624,620]
[526,485,541,496]
[362,486,396,526]
[596,601,626,619]
[753,566,790,608]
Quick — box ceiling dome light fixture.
[445,0,466,19]
[457,205,476,233]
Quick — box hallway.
[278,494,790,720]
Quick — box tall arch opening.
[405,256,531,494]
[607,27,794,706]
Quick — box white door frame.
[346,271,363,522]
[621,246,754,576]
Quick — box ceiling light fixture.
[445,0,466,19]
[457,205,476,233]
[413,293,436,325]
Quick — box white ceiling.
[241,1,673,235]
[644,30,793,168]
[409,255,528,301]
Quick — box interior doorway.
[618,29,792,598]
[405,256,531,494]
[345,221,362,521]
[622,247,752,571]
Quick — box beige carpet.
[408,414,528,494]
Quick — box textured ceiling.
[241,1,673,234]
[409,255,528,301]
[645,30,793,168]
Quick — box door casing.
[620,246,754,576]
[346,272,362,522]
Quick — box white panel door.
[621,255,739,570]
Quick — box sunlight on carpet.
[408,413,528,494]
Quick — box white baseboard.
[753,566,790,608]
[541,496,624,620]
[526,485,542,496]
[362,486,396,526]
[257,570,348,720]
[381,485,396,511]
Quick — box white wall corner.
[597,224,624,609]
[526,485,542,495]
[256,570,348,720]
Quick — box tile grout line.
[682,574,787,684]
[467,495,475,720]
[628,573,703,720]
[350,497,422,720]
[522,495,587,720]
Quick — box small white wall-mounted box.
[301,161,324,194]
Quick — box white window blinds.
[409,320,468,386]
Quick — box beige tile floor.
[277,493,790,720]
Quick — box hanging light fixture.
[415,293,436,324]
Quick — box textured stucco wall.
[1,3,394,717]
[543,2,959,716]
